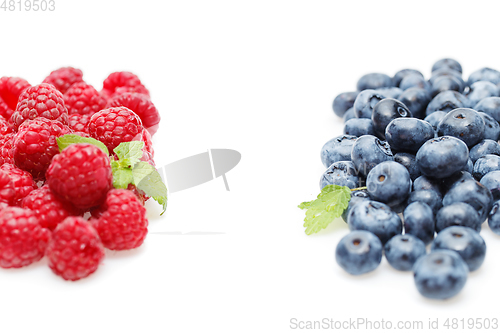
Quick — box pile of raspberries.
[0,67,161,281]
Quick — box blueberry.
[474,96,500,122]
[343,107,356,123]
[429,69,466,91]
[478,112,500,141]
[469,139,500,164]
[437,108,485,147]
[348,200,402,244]
[416,136,469,179]
[351,135,394,177]
[333,91,358,118]
[371,98,412,139]
[413,175,442,196]
[398,87,431,119]
[488,201,500,235]
[424,111,447,133]
[432,58,462,74]
[435,203,481,233]
[357,73,393,91]
[343,118,374,137]
[426,91,469,116]
[406,190,443,215]
[375,87,403,99]
[400,74,430,91]
[393,69,424,87]
[432,226,486,272]
[440,171,474,194]
[413,250,468,300]
[480,171,500,201]
[463,158,474,174]
[464,81,500,106]
[335,230,383,275]
[430,75,463,97]
[341,190,371,223]
[394,152,421,181]
[320,135,357,168]
[442,178,493,223]
[385,118,434,154]
[403,201,435,245]
[366,161,411,207]
[353,90,386,119]
[384,234,426,271]
[319,161,361,190]
[473,154,500,180]
[468,67,500,86]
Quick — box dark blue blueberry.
[348,200,402,244]
[437,108,485,147]
[335,230,383,275]
[432,226,486,272]
[413,175,442,196]
[366,161,411,207]
[341,190,371,223]
[429,68,466,91]
[413,250,468,300]
[319,161,361,190]
[385,118,434,154]
[398,87,431,119]
[393,69,424,87]
[416,136,469,179]
[343,118,374,137]
[430,75,463,97]
[403,201,435,245]
[424,111,447,133]
[320,135,357,168]
[426,91,469,117]
[384,234,426,271]
[432,58,462,74]
[480,171,500,201]
[473,154,500,180]
[371,98,412,139]
[343,107,356,123]
[406,190,443,215]
[435,203,481,233]
[478,112,500,141]
[357,73,393,91]
[394,152,421,181]
[468,67,500,86]
[353,90,386,118]
[464,81,500,106]
[350,135,393,177]
[443,178,493,223]
[400,74,430,91]
[469,139,500,164]
[440,171,474,194]
[333,91,358,118]
[474,96,500,122]
[488,201,500,235]
[375,87,403,99]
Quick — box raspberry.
[46,143,112,210]
[0,163,36,206]
[126,184,149,205]
[46,217,105,281]
[141,127,154,157]
[68,113,91,133]
[0,169,16,206]
[0,77,31,120]
[0,115,12,136]
[64,82,107,116]
[42,67,83,94]
[107,92,160,135]
[88,106,144,152]
[92,189,148,250]
[101,72,149,98]
[0,133,15,166]
[13,118,71,179]
[0,207,50,268]
[10,83,69,131]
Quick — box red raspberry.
[46,217,105,281]
[0,207,50,268]
[141,127,154,157]
[68,113,91,133]
[0,133,15,166]
[10,83,69,131]
[0,77,31,120]
[42,67,83,94]
[13,118,71,179]
[126,184,149,205]
[101,72,149,98]
[92,189,148,250]
[88,106,144,153]
[107,92,160,135]
[0,163,36,206]
[0,169,16,206]
[22,185,79,230]
[64,82,107,116]
[46,143,112,210]
[0,115,12,136]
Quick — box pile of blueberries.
[324,58,500,300]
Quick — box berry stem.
[350,186,367,192]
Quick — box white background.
[1,1,500,332]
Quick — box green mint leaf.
[57,134,109,155]
[112,168,134,189]
[132,162,168,214]
[298,185,351,235]
[113,141,145,168]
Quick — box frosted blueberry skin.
[333,91,358,118]
[413,175,442,197]
[430,75,463,97]
[406,190,443,216]
[384,234,426,271]
[480,170,500,201]
[469,139,500,164]
[356,73,393,91]
[432,226,486,272]
[413,250,469,300]
[474,97,500,122]
[465,81,500,107]
[366,161,411,207]
[320,135,357,168]
[463,158,474,174]
[398,87,431,119]
[488,201,500,235]
[335,230,383,275]
[375,87,403,99]
[435,203,482,233]
[478,112,500,141]
[371,98,412,139]
[468,67,500,86]
[319,161,360,190]
[348,200,402,245]
[403,202,435,245]
[425,91,469,117]
[416,136,469,179]
[437,108,485,147]
[353,90,386,119]
[400,74,430,91]
[341,190,371,223]
[473,154,500,180]
[443,179,493,223]
[385,118,434,154]
[343,118,374,137]
[429,68,466,92]
[394,152,421,181]
[351,135,393,177]
[432,58,462,74]
[343,107,356,123]
[393,69,424,87]
[424,111,447,133]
